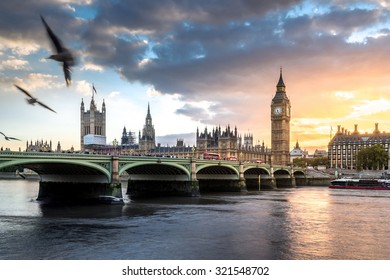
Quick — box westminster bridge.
[0,151,314,203]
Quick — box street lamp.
[113,138,118,155]
[192,146,195,159]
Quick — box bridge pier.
[191,159,200,196]
[258,178,277,189]
[239,162,247,192]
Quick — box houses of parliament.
[79,70,292,165]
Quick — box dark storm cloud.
[0,0,80,43]
[83,0,303,99]
[2,0,390,128]
[80,0,390,128]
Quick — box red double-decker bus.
[203,152,220,160]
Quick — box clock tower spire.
[271,67,291,166]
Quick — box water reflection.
[1,181,390,259]
[284,189,333,259]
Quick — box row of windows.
[84,126,104,135]
[331,141,390,146]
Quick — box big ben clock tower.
[271,68,291,165]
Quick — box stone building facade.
[80,96,106,151]
[138,103,156,153]
[195,125,270,162]
[271,68,291,165]
[328,123,390,169]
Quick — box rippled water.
[1,179,390,260]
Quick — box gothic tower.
[271,68,291,165]
[80,95,106,151]
[139,103,156,153]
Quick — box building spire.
[277,67,285,89]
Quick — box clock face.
[274,107,282,115]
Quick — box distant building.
[80,95,106,151]
[153,140,194,158]
[138,103,156,153]
[290,141,308,162]
[313,149,327,158]
[26,140,56,152]
[196,125,270,162]
[328,123,390,169]
[271,68,291,165]
[121,127,137,146]
[26,140,51,152]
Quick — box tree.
[356,144,388,170]
[312,156,330,168]
[292,156,329,168]
[292,157,311,168]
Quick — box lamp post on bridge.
[191,146,195,159]
[113,138,118,156]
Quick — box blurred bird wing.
[8,137,22,141]
[41,15,64,53]
[37,101,57,113]
[63,63,72,86]
[14,84,34,99]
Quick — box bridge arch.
[195,163,241,192]
[293,170,305,177]
[243,166,271,176]
[196,163,239,177]
[0,158,111,183]
[273,168,294,188]
[119,162,190,179]
[273,168,291,176]
[121,161,193,197]
[293,170,306,186]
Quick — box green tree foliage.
[356,144,389,170]
[292,156,329,168]
[312,156,329,167]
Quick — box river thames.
[1,179,390,260]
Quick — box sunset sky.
[2,0,390,153]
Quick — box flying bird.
[41,15,75,86]
[14,84,57,113]
[0,132,21,141]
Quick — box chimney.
[374,123,380,134]
[354,124,358,134]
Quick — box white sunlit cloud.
[63,3,76,12]
[108,91,120,98]
[286,1,331,19]
[0,38,40,57]
[76,80,95,97]
[18,73,62,91]
[346,23,390,44]
[335,91,355,99]
[81,61,105,72]
[348,98,390,118]
[146,87,162,97]
[138,58,152,68]
[0,58,30,71]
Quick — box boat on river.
[329,178,390,190]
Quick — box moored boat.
[329,178,390,190]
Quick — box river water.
[1,179,390,260]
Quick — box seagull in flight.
[41,15,75,86]
[14,84,57,113]
[0,132,21,141]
